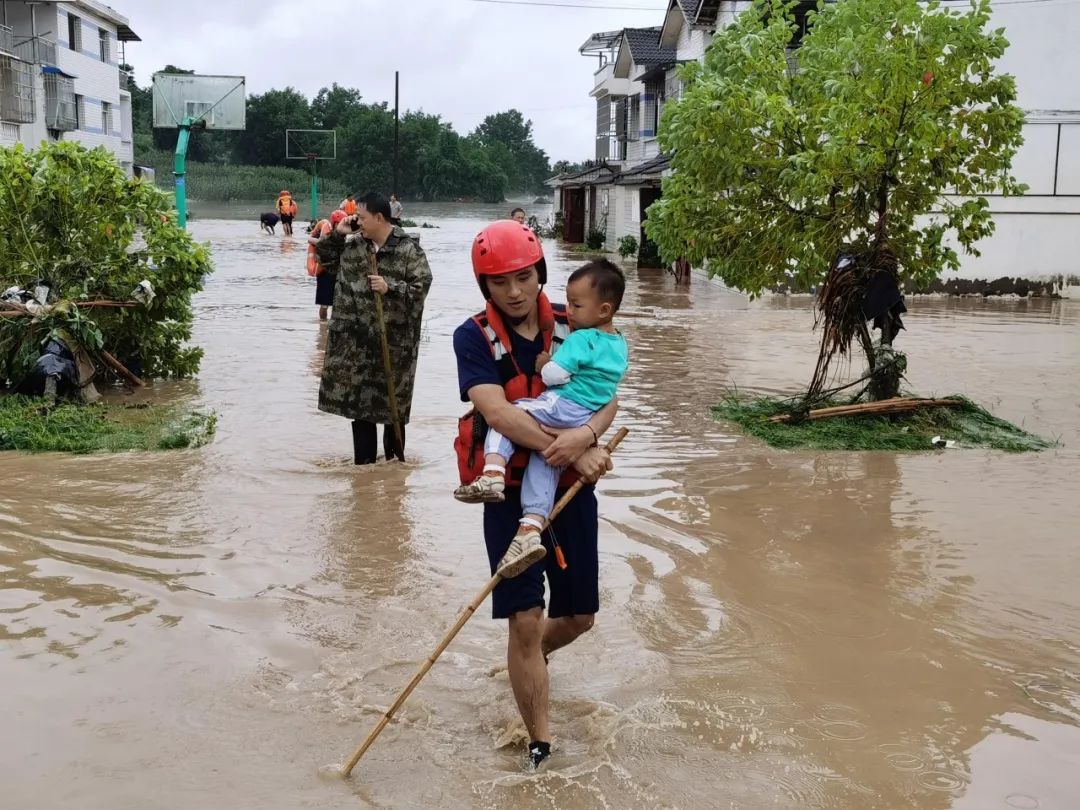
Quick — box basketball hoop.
[284,129,338,222]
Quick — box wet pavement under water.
[2,202,1079,809]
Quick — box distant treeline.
[127,67,583,203]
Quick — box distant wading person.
[452,220,616,769]
[260,212,280,234]
[308,209,348,320]
[390,194,404,226]
[276,190,298,235]
[510,207,526,224]
[317,192,432,463]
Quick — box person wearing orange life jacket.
[308,209,348,320]
[276,190,297,236]
[452,219,617,771]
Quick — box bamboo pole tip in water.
[317,763,348,781]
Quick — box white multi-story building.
[554,0,1080,293]
[0,0,139,174]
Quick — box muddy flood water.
[2,202,1080,809]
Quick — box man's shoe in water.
[527,741,551,770]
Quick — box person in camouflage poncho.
[316,192,432,464]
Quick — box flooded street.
[2,202,1079,809]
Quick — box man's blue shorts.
[483,485,599,620]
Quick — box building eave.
[56,0,135,30]
[659,1,685,50]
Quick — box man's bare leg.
[542,614,594,659]
[507,607,549,744]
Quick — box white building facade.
[553,0,1080,293]
[0,0,139,174]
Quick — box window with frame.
[629,94,641,141]
[68,15,82,52]
[75,93,83,129]
[44,72,77,131]
[98,28,110,62]
[102,101,113,134]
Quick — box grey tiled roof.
[614,154,671,185]
[623,27,675,66]
[677,0,704,20]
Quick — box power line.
[468,0,666,10]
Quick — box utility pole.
[393,71,399,198]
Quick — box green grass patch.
[0,395,217,454]
[714,393,1056,452]
[137,148,345,202]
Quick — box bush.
[0,141,213,379]
[537,211,565,240]
[586,228,606,251]
[617,235,639,259]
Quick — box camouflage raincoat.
[316,227,432,423]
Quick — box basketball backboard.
[286,129,337,161]
[152,72,246,130]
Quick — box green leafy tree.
[645,0,1025,397]
[472,110,551,194]
[232,88,313,166]
[311,84,365,130]
[0,142,212,379]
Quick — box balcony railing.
[14,35,57,66]
[0,24,14,56]
[119,68,133,91]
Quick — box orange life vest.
[455,293,578,488]
[306,219,332,276]
[287,200,298,217]
[277,194,293,215]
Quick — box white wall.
[991,4,1080,112]
[53,4,127,160]
[616,185,639,243]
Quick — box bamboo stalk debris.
[100,350,145,388]
[768,397,963,424]
[2,300,138,317]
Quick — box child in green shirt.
[455,259,628,578]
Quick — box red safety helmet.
[471,220,547,298]
[329,209,348,226]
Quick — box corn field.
[138,149,346,202]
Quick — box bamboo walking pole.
[367,250,405,459]
[340,427,630,777]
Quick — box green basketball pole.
[173,116,194,229]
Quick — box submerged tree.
[645,0,1026,399]
[0,142,212,382]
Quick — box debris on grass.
[714,392,1056,452]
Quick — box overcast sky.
[124,0,670,162]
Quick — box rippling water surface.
[2,201,1079,809]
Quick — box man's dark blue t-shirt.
[453,317,545,402]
